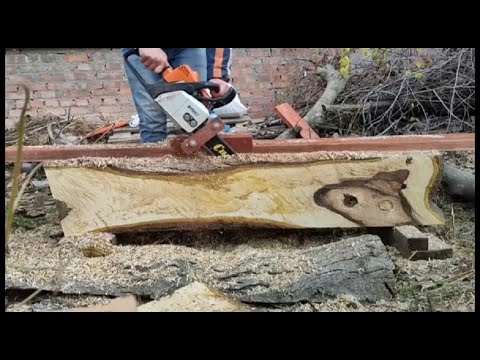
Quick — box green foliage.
[339,48,351,77]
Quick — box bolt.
[212,122,222,130]
[188,140,197,147]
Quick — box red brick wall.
[5,48,317,128]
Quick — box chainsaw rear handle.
[123,48,237,109]
[123,49,220,99]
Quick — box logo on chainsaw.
[187,105,200,117]
[213,144,228,156]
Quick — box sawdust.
[137,282,251,312]
[59,233,117,258]
[43,150,442,174]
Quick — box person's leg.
[121,48,168,143]
[167,48,207,81]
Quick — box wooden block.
[391,225,429,257]
[377,225,453,260]
[410,234,453,261]
[275,103,321,139]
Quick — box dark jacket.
[206,48,232,82]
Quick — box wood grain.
[44,152,444,236]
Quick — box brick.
[38,73,66,81]
[88,98,104,106]
[17,64,50,73]
[45,99,60,107]
[250,89,272,98]
[59,98,76,107]
[5,100,16,111]
[15,99,31,108]
[65,90,92,97]
[237,58,262,66]
[33,91,56,98]
[9,109,25,118]
[29,99,46,108]
[102,97,118,105]
[5,54,28,64]
[262,57,284,66]
[244,76,258,84]
[39,54,63,63]
[7,74,35,83]
[5,92,25,100]
[30,83,49,91]
[70,107,94,115]
[97,105,120,113]
[121,104,136,113]
[39,108,66,117]
[106,63,123,70]
[76,63,106,71]
[257,74,271,82]
[47,64,77,72]
[118,97,133,104]
[74,99,90,106]
[5,85,19,92]
[65,53,89,62]
[5,65,16,73]
[67,72,97,81]
[119,87,131,96]
[97,71,125,80]
[247,48,271,57]
[47,82,72,91]
[92,88,117,96]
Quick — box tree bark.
[5,234,395,304]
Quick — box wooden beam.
[275,103,321,139]
[43,151,444,236]
[375,226,453,261]
[4,133,254,163]
[5,133,474,163]
[253,133,475,153]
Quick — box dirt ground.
[4,151,475,312]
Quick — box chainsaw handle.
[122,49,221,98]
[196,86,237,109]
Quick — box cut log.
[5,233,395,303]
[43,151,444,236]
[442,163,475,202]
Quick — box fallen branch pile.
[277,48,475,137]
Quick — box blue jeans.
[121,48,207,143]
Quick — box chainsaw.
[123,49,237,156]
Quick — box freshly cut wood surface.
[43,151,444,236]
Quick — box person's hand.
[209,78,231,98]
[138,48,170,73]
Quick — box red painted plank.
[275,103,321,139]
[5,133,475,163]
[252,133,475,153]
[4,133,254,163]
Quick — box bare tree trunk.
[277,64,349,139]
[442,163,475,202]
